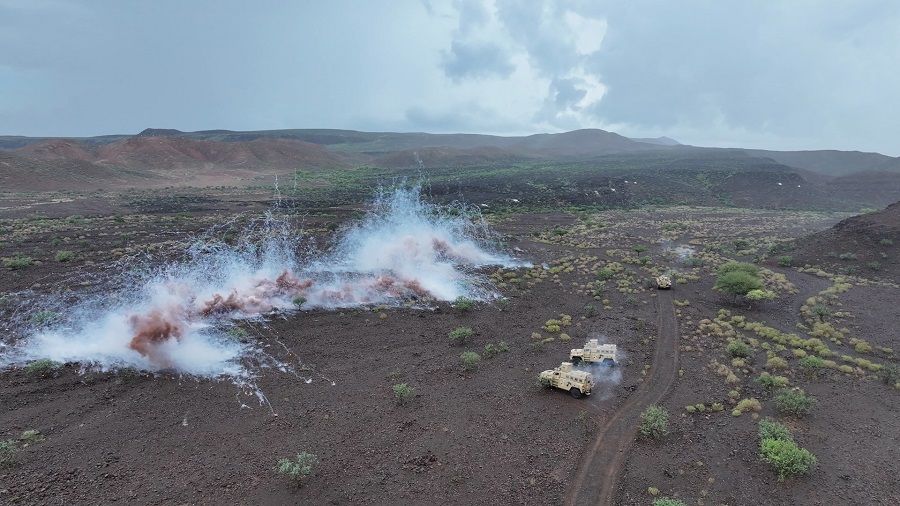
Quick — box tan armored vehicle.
[539,362,594,398]
[570,338,618,366]
[656,275,672,289]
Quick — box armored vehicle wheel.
[540,378,551,388]
[571,356,582,366]
[570,387,583,399]
[601,358,616,367]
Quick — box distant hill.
[743,149,900,176]
[3,136,364,190]
[510,129,666,156]
[0,147,157,191]
[789,201,900,281]
[630,136,681,146]
[2,128,899,196]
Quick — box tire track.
[563,289,680,506]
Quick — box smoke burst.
[0,186,523,378]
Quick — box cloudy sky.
[1,0,898,155]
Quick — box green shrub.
[715,271,762,299]
[20,429,43,444]
[876,364,900,385]
[774,388,817,417]
[756,372,789,394]
[292,296,306,307]
[735,398,762,413]
[765,356,789,370]
[760,438,817,481]
[777,255,793,267]
[31,310,58,326]
[727,340,751,358]
[867,261,881,271]
[838,252,857,261]
[54,250,75,262]
[758,419,793,442]
[798,355,825,377]
[276,452,317,486]
[448,327,473,345]
[638,405,669,440]
[596,268,615,280]
[460,351,481,371]
[392,383,413,405]
[652,499,686,506]
[453,296,475,311]
[0,439,18,467]
[810,304,831,321]
[483,341,509,359]
[24,359,61,376]
[879,238,893,246]
[3,255,33,269]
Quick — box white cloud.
[564,10,606,55]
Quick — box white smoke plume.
[0,186,525,377]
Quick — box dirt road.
[564,289,679,506]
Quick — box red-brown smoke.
[197,270,312,316]
[199,292,244,317]
[128,306,186,368]
[129,270,314,367]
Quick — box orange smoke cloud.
[128,306,186,368]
